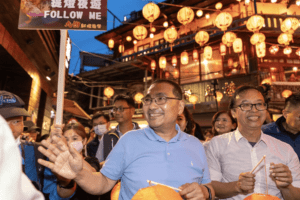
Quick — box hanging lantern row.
[246,15,265,32]
[195,31,209,46]
[142,2,160,28]
[164,26,178,51]
[250,32,265,45]
[215,12,233,31]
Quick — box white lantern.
[233,38,243,53]
[281,18,299,34]
[250,33,266,45]
[247,15,265,32]
[222,32,237,47]
[256,42,266,58]
[204,46,213,60]
[195,31,209,46]
[278,33,293,46]
[215,12,233,31]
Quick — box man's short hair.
[113,94,135,108]
[152,79,183,99]
[91,111,110,123]
[284,92,300,110]
[229,85,264,109]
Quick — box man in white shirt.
[205,85,300,200]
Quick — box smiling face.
[143,82,184,132]
[231,89,266,133]
[283,106,300,134]
[214,113,236,134]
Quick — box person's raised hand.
[38,135,83,180]
[270,162,292,189]
[236,172,255,194]
[179,182,206,200]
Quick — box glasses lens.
[156,97,167,105]
[256,103,267,111]
[241,104,251,111]
[142,98,152,105]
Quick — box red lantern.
[159,56,167,69]
[193,49,199,61]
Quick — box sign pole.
[55,30,68,125]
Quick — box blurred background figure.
[176,107,195,135]
[203,128,214,142]
[212,111,236,136]
[23,120,41,142]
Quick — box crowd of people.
[0,79,300,200]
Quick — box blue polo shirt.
[100,125,211,200]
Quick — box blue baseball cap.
[0,91,30,119]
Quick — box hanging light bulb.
[215,2,223,9]
[283,46,292,55]
[133,40,137,44]
[205,14,210,19]
[196,10,203,17]
[126,36,132,42]
[163,21,169,27]
[150,33,154,38]
[172,55,177,66]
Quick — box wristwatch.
[58,180,75,189]
[203,185,212,200]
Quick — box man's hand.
[179,182,206,200]
[37,136,83,180]
[270,162,292,189]
[236,172,255,194]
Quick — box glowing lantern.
[104,87,114,104]
[111,182,121,200]
[159,56,166,69]
[165,71,170,79]
[269,45,279,54]
[233,38,243,53]
[133,26,148,40]
[220,43,227,56]
[256,42,266,58]
[133,40,137,44]
[150,33,154,38]
[172,55,177,66]
[150,27,156,33]
[215,2,223,9]
[108,39,114,49]
[228,58,233,67]
[163,21,169,27]
[245,0,250,5]
[261,78,272,85]
[222,32,237,47]
[246,15,265,32]
[278,33,293,46]
[195,31,209,46]
[215,12,233,31]
[282,90,293,98]
[297,0,300,6]
[296,48,300,57]
[173,69,179,79]
[189,94,198,109]
[204,46,213,60]
[181,51,189,65]
[164,26,178,51]
[150,60,156,71]
[215,91,223,102]
[134,92,144,108]
[205,14,210,19]
[126,36,132,42]
[118,44,124,53]
[177,7,194,25]
[250,33,265,45]
[283,46,292,55]
[193,49,199,61]
[196,10,203,17]
[142,2,160,25]
[281,18,299,34]
[293,67,298,72]
[132,185,183,200]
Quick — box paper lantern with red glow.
[104,87,114,104]
[173,69,179,79]
[181,51,189,65]
[246,15,265,32]
[215,91,223,102]
[296,48,300,57]
[164,26,178,51]
[165,71,170,79]
[278,33,293,46]
[215,12,233,31]
[195,31,209,46]
[177,7,194,25]
[244,193,281,200]
[233,38,243,53]
[250,33,265,45]
[133,26,148,40]
[118,44,124,53]
[283,46,292,55]
[193,49,199,61]
[159,56,167,69]
[256,42,266,58]
[281,18,299,34]
[142,2,160,25]
[269,45,279,54]
[172,55,177,66]
[108,39,114,49]
[220,43,227,56]
[189,94,198,109]
[204,46,213,60]
[282,90,293,98]
[222,32,237,47]
[111,182,121,200]
[150,60,156,71]
[134,92,144,108]
[132,185,183,200]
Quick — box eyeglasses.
[235,103,267,111]
[141,96,181,105]
[111,107,131,113]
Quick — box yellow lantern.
[104,87,114,104]
[283,46,292,55]
[233,38,243,53]
[159,56,166,69]
[282,90,292,98]
[195,31,209,46]
[111,182,121,200]
[246,15,265,32]
[193,49,199,61]
[296,48,300,57]
[118,44,124,53]
[205,14,210,19]
[133,26,148,40]
[165,71,170,79]
[164,26,178,51]
[163,21,169,27]
[126,36,132,42]
[150,60,156,71]
[173,69,179,79]
[172,55,177,66]
[255,42,266,58]
[220,43,227,56]
[181,51,189,65]
[204,46,213,60]
[215,2,223,10]
[108,39,114,49]
[278,33,293,46]
[189,94,198,109]
[150,27,156,33]
[215,91,223,102]
[215,12,233,31]
[250,33,265,45]
[133,40,137,44]
[177,7,194,25]
[196,10,203,17]
[134,92,144,104]
[269,45,279,54]
[222,32,237,47]
[142,2,160,23]
[281,18,299,34]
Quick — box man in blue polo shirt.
[38,80,214,200]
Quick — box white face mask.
[94,124,107,136]
[71,141,83,152]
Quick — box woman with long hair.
[212,111,237,136]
